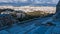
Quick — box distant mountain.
[0,2,31,6]
[31,4,56,7]
[0,2,56,7]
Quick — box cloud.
[32,0,58,4]
[46,2,51,4]
[33,0,45,4]
[0,0,59,4]
[0,0,28,3]
[0,0,12,3]
[52,0,59,4]
[19,0,28,2]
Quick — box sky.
[0,0,59,6]
[0,0,59,4]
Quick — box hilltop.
[0,6,56,14]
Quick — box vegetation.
[17,11,51,22]
[26,11,50,17]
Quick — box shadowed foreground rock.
[54,0,60,21]
[0,14,18,30]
